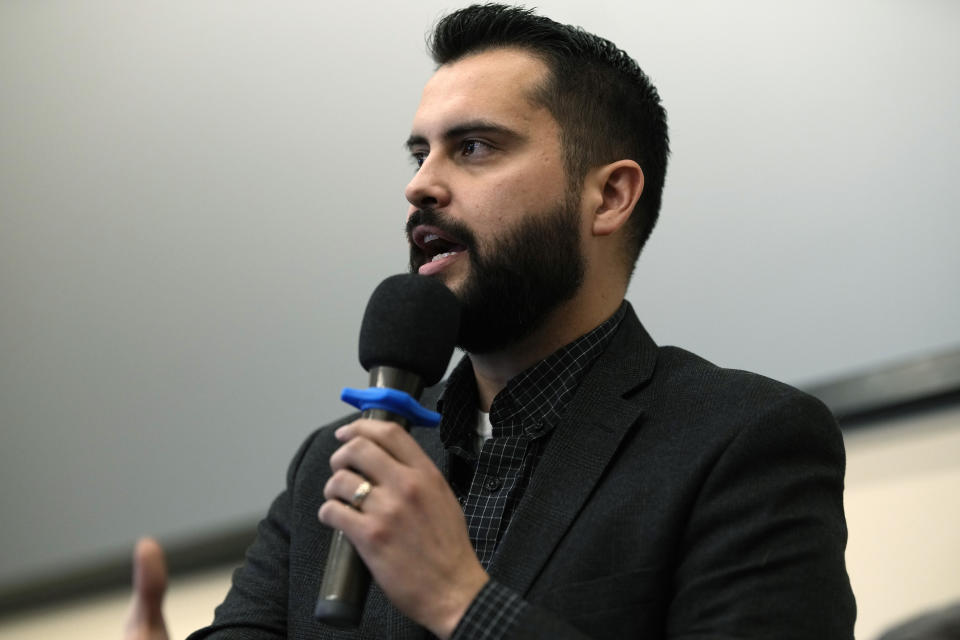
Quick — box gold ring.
[351,480,372,510]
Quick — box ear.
[590,160,644,237]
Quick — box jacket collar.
[485,304,658,594]
[412,304,657,594]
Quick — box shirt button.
[485,476,502,492]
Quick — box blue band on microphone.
[340,387,442,427]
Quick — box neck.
[469,287,624,411]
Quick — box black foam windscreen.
[358,274,461,386]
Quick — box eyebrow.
[404,120,523,150]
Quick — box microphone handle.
[314,368,423,627]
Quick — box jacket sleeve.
[662,392,856,639]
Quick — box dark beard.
[407,203,585,354]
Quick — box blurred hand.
[123,537,170,640]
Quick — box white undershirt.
[473,409,493,455]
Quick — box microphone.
[314,273,460,626]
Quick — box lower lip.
[418,251,465,276]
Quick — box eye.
[410,150,427,170]
[460,139,490,157]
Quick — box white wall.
[1,0,958,600]
[844,405,960,639]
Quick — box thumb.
[124,537,169,638]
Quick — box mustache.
[405,208,478,252]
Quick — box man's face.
[404,48,586,353]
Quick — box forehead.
[411,48,556,137]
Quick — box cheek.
[459,155,568,228]
[480,174,556,215]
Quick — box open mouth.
[411,225,468,263]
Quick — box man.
[126,5,856,638]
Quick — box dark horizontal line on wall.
[2,346,959,619]
[802,346,960,427]
[0,523,258,619]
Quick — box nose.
[404,156,452,211]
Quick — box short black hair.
[428,4,669,270]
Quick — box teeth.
[431,251,457,262]
[424,233,440,244]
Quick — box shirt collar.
[438,302,627,447]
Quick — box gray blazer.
[190,306,856,639]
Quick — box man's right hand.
[123,537,170,640]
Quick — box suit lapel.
[487,307,657,595]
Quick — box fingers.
[318,471,372,541]
[318,419,487,635]
[328,432,397,485]
[133,537,167,612]
[124,537,169,640]
[318,494,367,537]
[320,418,447,548]
[333,419,435,472]
[323,468,371,507]
[326,419,446,512]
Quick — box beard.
[407,199,585,354]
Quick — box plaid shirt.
[440,303,627,639]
